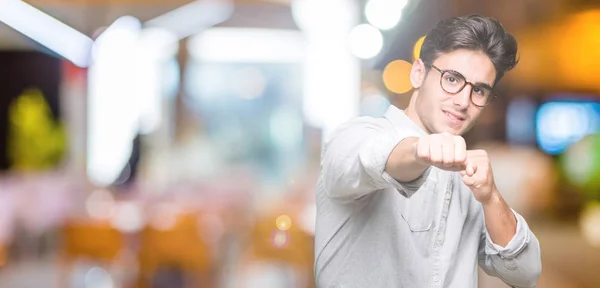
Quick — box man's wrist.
[387,137,430,183]
[410,137,431,170]
[481,187,501,208]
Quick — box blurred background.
[0,0,599,287]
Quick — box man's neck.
[404,102,430,135]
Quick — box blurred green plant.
[7,88,66,171]
[559,133,600,201]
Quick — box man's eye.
[473,87,485,95]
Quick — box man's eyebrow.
[474,82,493,90]
[443,68,494,89]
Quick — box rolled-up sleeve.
[321,117,427,202]
[479,209,542,288]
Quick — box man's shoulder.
[333,114,399,133]
[321,116,392,148]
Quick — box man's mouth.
[443,110,466,121]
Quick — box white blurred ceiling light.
[145,0,234,40]
[188,28,306,63]
[136,27,179,61]
[347,24,383,59]
[87,16,142,187]
[0,0,93,67]
[291,0,356,34]
[92,16,142,62]
[365,0,407,30]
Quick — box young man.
[314,15,542,287]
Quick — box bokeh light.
[580,202,600,248]
[85,189,116,220]
[276,215,292,231]
[364,0,406,30]
[149,203,180,231]
[360,88,390,117]
[413,35,426,61]
[233,67,267,100]
[271,230,290,248]
[383,60,413,94]
[84,266,115,288]
[347,24,383,59]
[110,202,144,233]
[561,133,600,195]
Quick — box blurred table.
[533,221,600,288]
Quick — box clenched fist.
[460,149,497,204]
[415,133,474,174]
[415,133,497,204]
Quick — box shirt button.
[445,192,451,200]
[436,235,443,243]
[432,275,440,283]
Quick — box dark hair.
[420,14,518,84]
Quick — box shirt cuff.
[484,209,531,259]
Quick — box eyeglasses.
[426,63,497,107]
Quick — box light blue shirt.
[314,105,541,287]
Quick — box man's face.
[410,49,497,135]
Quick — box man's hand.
[416,134,496,204]
[460,149,497,204]
[415,133,473,173]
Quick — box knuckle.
[430,156,442,163]
[453,135,466,144]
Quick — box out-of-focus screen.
[536,98,600,155]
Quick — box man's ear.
[410,58,427,89]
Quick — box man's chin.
[437,126,464,136]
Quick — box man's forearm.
[482,188,517,247]
[385,137,430,182]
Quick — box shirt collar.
[383,105,427,136]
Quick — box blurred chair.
[59,220,126,287]
[137,212,214,288]
[62,221,124,261]
[239,210,315,288]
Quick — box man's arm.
[482,189,517,246]
[478,199,542,288]
[321,118,425,201]
[461,150,541,287]
[387,132,471,181]
[323,122,473,201]
[385,137,430,182]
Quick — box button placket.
[431,174,453,288]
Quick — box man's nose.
[453,84,472,109]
